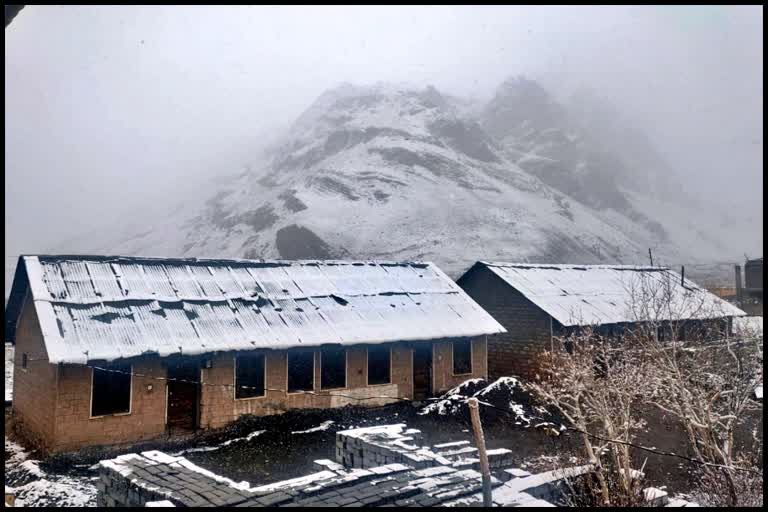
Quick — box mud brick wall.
[54,360,167,453]
[432,338,488,394]
[11,294,59,453]
[200,342,414,430]
[457,265,553,380]
[12,297,169,455]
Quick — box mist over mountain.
[46,77,748,282]
[6,6,762,298]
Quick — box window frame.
[451,339,473,376]
[89,364,133,419]
[233,352,267,401]
[286,349,316,394]
[366,345,392,386]
[320,346,348,390]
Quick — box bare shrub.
[529,326,647,506]
[624,270,763,507]
[530,268,762,507]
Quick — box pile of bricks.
[97,451,509,507]
[335,423,515,471]
[96,424,692,508]
[96,450,252,507]
[246,464,498,507]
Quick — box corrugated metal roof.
[477,262,745,327]
[7,256,506,364]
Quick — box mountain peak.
[63,76,735,285]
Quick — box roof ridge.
[480,261,671,271]
[25,254,434,267]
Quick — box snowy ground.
[4,437,98,507]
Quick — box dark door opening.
[166,359,200,433]
[412,343,433,400]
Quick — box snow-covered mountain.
[64,78,740,279]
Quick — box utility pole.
[648,248,654,267]
[468,398,493,507]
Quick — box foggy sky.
[5,5,763,273]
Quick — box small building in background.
[737,257,763,315]
[457,262,746,380]
[4,255,505,454]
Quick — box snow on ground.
[733,315,763,336]
[418,378,486,416]
[418,377,534,425]
[6,342,13,402]
[291,420,334,434]
[5,437,97,507]
[170,428,266,456]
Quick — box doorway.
[165,359,200,433]
[412,343,433,400]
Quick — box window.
[367,345,391,385]
[21,352,28,369]
[91,364,131,417]
[452,340,473,375]
[321,346,346,390]
[287,349,315,392]
[235,353,265,399]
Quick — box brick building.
[457,262,745,380]
[4,255,504,454]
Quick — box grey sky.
[5,5,763,270]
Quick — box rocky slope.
[53,79,737,278]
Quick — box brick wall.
[457,265,553,380]
[432,339,488,394]
[175,338,486,432]
[12,291,489,452]
[12,293,59,452]
[53,359,168,452]
[200,342,418,430]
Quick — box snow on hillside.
[59,81,715,278]
[27,79,740,277]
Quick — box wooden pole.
[468,397,493,507]
[648,248,654,266]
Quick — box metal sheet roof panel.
[479,262,746,327]
[12,256,505,363]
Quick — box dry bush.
[530,269,762,507]
[529,327,648,506]
[624,270,763,507]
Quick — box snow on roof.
[5,255,505,364]
[474,262,745,327]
